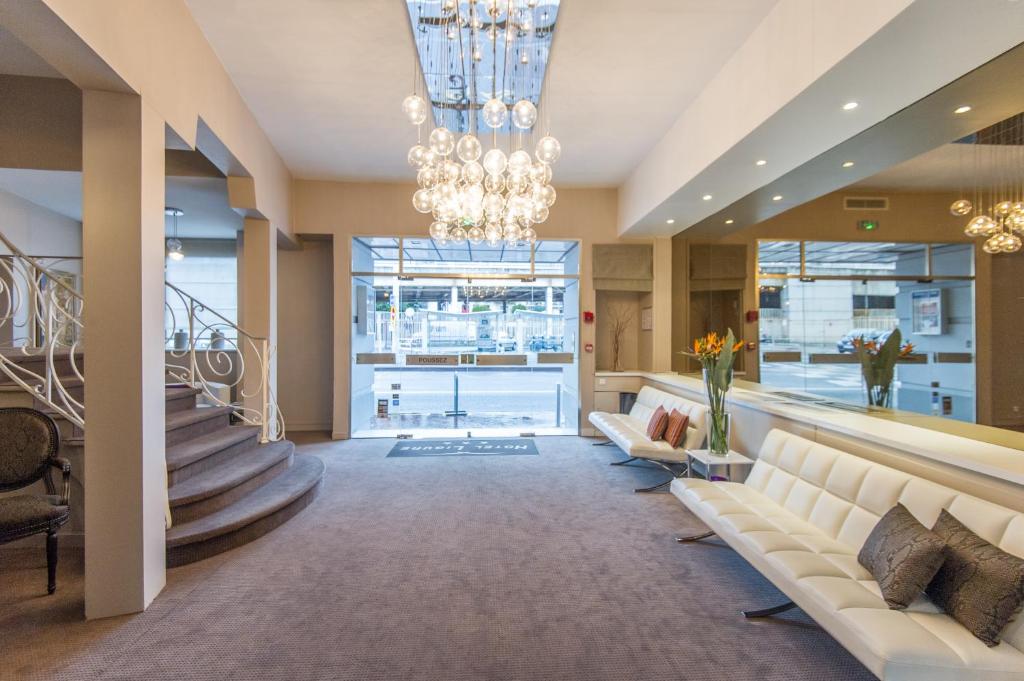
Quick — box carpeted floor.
[1,435,875,681]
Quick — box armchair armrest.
[48,457,72,506]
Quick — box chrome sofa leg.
[609,456,637,466]
[675,530,715,543]
[742,601,797,618]
[634,478,672,493]
[592,440,617,447]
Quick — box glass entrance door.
[350,237,579,438]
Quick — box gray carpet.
[1,435,874,681]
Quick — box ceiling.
[0,26,62,78]
[852,143,1024,193]
[0,169,242,238]
[185,0,776,185]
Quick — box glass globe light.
[538,184,556,207]
[503,223,520,239]
[456,134,482,162]
[535,136,561,164]
[401,94,428,125]
[529,162,552,185]
[511,100,538,129]
[983,234,1004,254]
[439,200,460,223]
[435,182,458,202]
[443,159,461,182]
[1005,233,1023,253]
[949,199,972,216]
[1009,211,1024,233]
[484,223,502,240]
[429,127,455,156]
[166,238,184,261]
[467,226,485,244]
[965,215,997,236]
[408,144,429,169]
[482,148,508,176]
[532,204,549,223]
[995,200,1015,217]
[505,174,526,194]
[465,183,485,203]
[462,160,485,185]
[508,150,531,176]
[412,188,433,213]
[521,226,537,244]
[483,173,505,193]
[449,225,468,244]
[483,193,504,217]
[482,98,508,129]
[429,221,448,240]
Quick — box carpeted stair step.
[166,453,324,567]
[165,425,261,484]
[0,351,83,383]
[165,385,202,414]
[168,440,295,524]
[165,405,234,447]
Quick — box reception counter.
[591,371,1024,511]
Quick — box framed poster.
[911,289,943,335]
[640,307,653,331]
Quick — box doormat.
[387,438,539,457]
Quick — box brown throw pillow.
[857,504,946,610]
[645,406,668,441]
[663,409,690,448]
[926,510,1024,646]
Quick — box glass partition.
[757,240,976,421]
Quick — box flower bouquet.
[852,328,914,409]
[680,329,743,455]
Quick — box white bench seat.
[672,429,1024,681]
[588,386,708,463]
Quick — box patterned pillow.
[857,504,946,609]
[645,406,668,441]
[926,510,1024,646]
[663,409,690,449]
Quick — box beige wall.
[290,180,664,438]
[277,239,334,431]
[0,186,81,258]
[673,189,1017,427]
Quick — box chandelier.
[951,114,1024,254]
[401,0,561,247]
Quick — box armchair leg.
[46,531,58,595]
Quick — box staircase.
[0,233,323,567]
[0,352,324,567]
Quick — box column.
[240,217,277,432]
[651,237,673,372]
[82,91,167,618]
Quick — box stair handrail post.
[260,337,270,444]
[43,283,54,404]
[187,296,198,387]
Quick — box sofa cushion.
[857,504,946,609]
[927,510,1024,647]
[645,405,668,441]
[663,409,689,448]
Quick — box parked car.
[836,328,892,353]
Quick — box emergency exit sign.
[857,220,880,232]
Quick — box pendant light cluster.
[165,207,185,261]
[401,0,561,247]
[951,114,1024,254]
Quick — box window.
[165,239,238,348]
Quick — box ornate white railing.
[164,282,284,443]
[0,232,85,427]
[0,231,283,443]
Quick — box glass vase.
[708,411,731,456]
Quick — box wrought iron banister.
[0,231,284,443]
[0,233,84,427]
[164,282,284,443]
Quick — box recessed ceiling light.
[666,219,675,224]
[725,219,734,225]
[954,105,972,114]
[755,159,767,166]
[842,101,859,111]
[772,195,783,201]
[842,161,855,168]
[702,194,713,201]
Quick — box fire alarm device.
[745,310,759,323]
[583,311,595,323]
[746,341,756,351]
[584,343,594,353]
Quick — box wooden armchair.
[0,407,70,594]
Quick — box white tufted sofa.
[588,386,708,463]
[671,428,1024,681]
